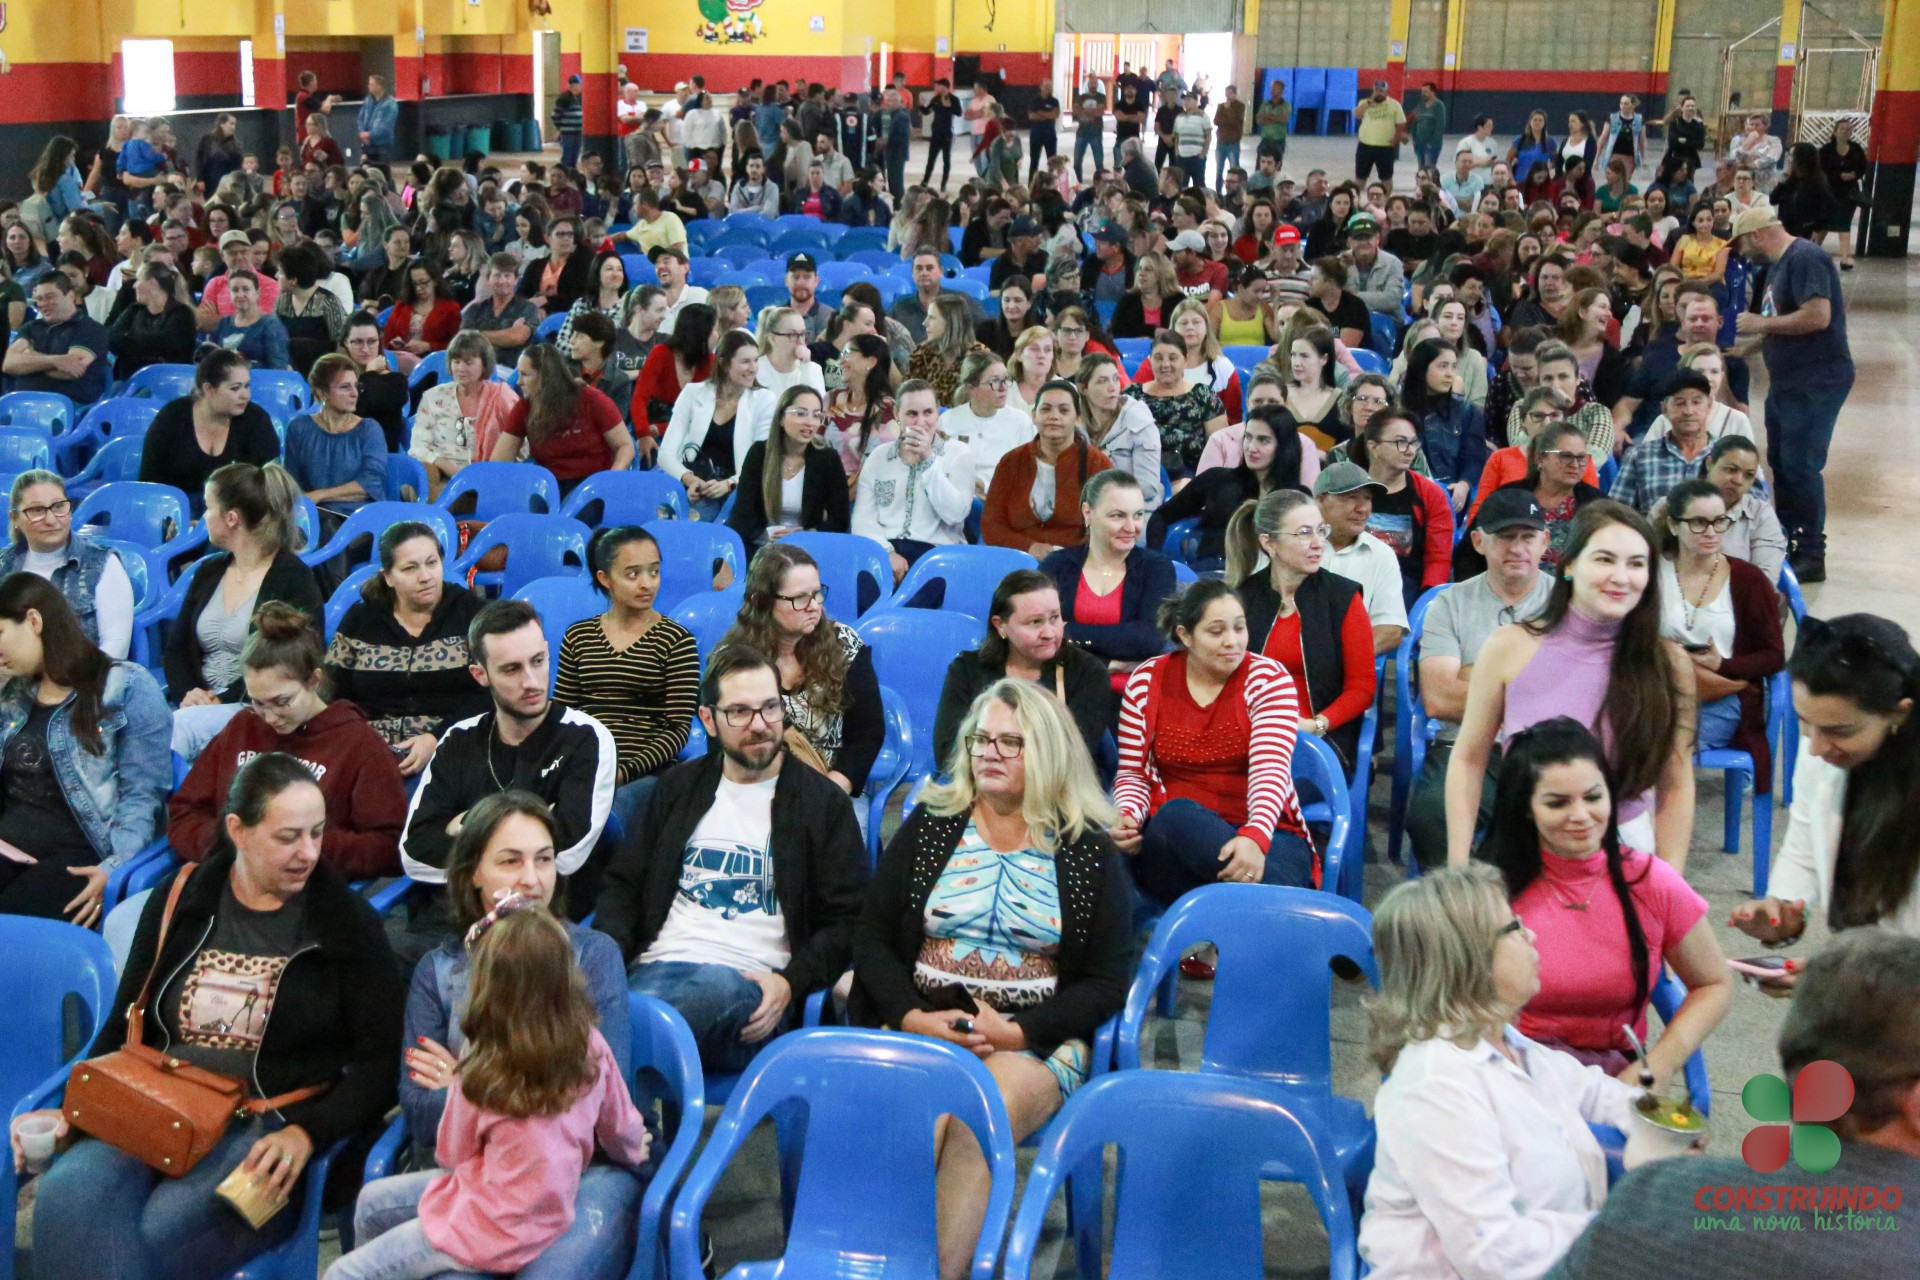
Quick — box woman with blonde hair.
[853,678,1130,1280]
[1110,251,1179,339]
[729,385,849,548]
[411,331,523,495]
[1073,352,1161,508]
[1005,324,1056,416]
[1359,864,1643,1278]
[906,293,976,408]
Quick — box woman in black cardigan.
[853,677,1132,1280]
[1146,407,1304,571]
[727,386,851,548]
[931,569,1114,765]
[1042,469,1177,675]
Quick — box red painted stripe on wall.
[1772,65,1794,110]
[395,55,425,102]
[503,57,535,94]
[445,53,507,95]
[894,52,935,87]
[1871,87,1920,163]
[622,54,868,93]
[1437,69,1667,93]
[175,49,243,98]
[287,52,363,96]
[0,63,115,125]
[964,50,1047,86]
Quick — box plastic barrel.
[525,119,543,151]
[425,127,451,163]
[491,121,514,153]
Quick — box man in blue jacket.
[356,74,398,163]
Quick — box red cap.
[1273,224,1302,246]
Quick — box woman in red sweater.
[382,260,463,376]
[981,379,1112,556]
[1225,488,1378,769]
[1112,579,1316,909]
[492,344,636,495]
[169,603,409,878]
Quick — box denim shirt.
[1416,397,1489,489]
[48,164,95,222]
[358,95,399,151]
[0,661,172,870]
[0,531,113,647]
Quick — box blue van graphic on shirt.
[677,840,777,918]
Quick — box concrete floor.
[329,126,1909,1277]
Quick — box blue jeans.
[559,133,582,169]
[1128,797,1317,907]
[330,1166,641,1280]
[1764,379,1852,559]
[1697,694,1742,753]
[1214,141,1242,190]
[1073,129,1104,180]
[688,494,725,523]
[610,774,658,840]
[1177,155,1206,189]
[1414,139,1442,172]
[628,960,792,1073]
[34,1120,301,1280]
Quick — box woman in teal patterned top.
[853,678,1134,1280]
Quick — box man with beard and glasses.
[399,599,617,914]
[593,644,868,1072]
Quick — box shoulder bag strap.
[123,863,196,1048]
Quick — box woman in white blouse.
[659,330,776,521]
[938,350,1035,495]
[1360,864,1645,1279]
[1732,613,1920,974]
[754,306,826,400]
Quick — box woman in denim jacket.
[0,573,172,927]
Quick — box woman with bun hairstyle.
[170,603,409,878]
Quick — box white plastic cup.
[16,1116,58,1174]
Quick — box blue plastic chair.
[247,369,314,422]
[1002,1071,1360,1280]
[1260,67,1297,114]
[1158,516,1202,563]
[770,232,830,260]
[1117,884,1379,1219]
[667,1029,1016,1280]
[298,501,461,572]
[1699,667,1790,897]
[864,685,915,861]
[73,481,203,567]
[61,398,161,474]
[130,552,218,674]
[815,260,870,294]
[216,1142,346,1280]
[405,349,450,388]
[0,918,122,1280]
[0,390,75,436]
[514,574,608,691]
[1291,67,1328,133]
[835,229,890,259]
[1368,311,1397,357]
[847,249,901,274]
[1348,347,1389,376]
[453,512,591,596]
[1113,337,1152,366]
[123,363,197,400]
[66,434,146,496]
[1590,969,1713,1184]
[0,427,52,473]
[384,452,430,503]
[643,519,747,615]
[687,258,729,289]
[1387,586,1447,869]
[561,469,691,525]
[1294,732,1356,901]
[854,607,984,792]
[667,580,745,663]
[888,544,1038,621]
[433,461,560,518]
[712,221,773,248]
[1777,564,1807,805]
[744,282,788,316]
[783,530,895,620]
[712,242,770,270]
[621,252,652,284]
[99,538,161,612]
[1323,69,1361,134]
[944,277,989,305]
[535,312,568,341]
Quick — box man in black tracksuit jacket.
[593,647,867,1072]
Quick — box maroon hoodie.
[170,699,409,878]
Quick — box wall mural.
[697,0,766,44]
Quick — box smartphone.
[1727,955,1795,980]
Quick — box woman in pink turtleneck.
[1441,499,1697,870]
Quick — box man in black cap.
[988,216,1049,293]
[1078,222,1135,316]
[784,253,831,343]
[554,73,585,170]
[1353,77,1406,184]
[1344,214,1406,323]
[1405,487,1553,867]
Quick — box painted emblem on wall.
[697,0,765,44]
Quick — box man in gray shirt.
[1546,929,1920,1279]
[887,249,984,344]
[1405,489,1554,868]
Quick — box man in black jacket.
[595,644,867,1072]
[400,599,616,902]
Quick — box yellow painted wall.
[9,0,109,61]
[950,0,1051,52]
[101,0,257,37]
[610,0,860,56]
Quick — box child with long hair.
[327,905,650,1280]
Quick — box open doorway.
[1180,32,1236,103]
[532,31,562,152]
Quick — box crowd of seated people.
[0,80,1905,1280]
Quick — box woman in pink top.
[1479,717,1731,1089]
[327,907,651,1280]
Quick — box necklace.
[1680,553,1722,630]
[1545,879,1597,911]
[486,730,510,790]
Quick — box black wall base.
[1867,161,1914,258]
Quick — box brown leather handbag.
[63,866,324,1176]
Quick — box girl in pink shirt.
[1477,718,1732,1092]
[327,903,651,1280]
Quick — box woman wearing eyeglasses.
[1656,478,1783,775]
[853,679,1130,1280]
[1347,406,1457,607]
[755,306,826,400]
[719,544,883,799]
[1225,489,1377,770]
[1111,579,1318,909]
[1468,387,1598,525]
[0,472,136,660]
[1459,416,1607,582]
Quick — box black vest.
[1237,567,1366,765]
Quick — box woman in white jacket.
[853,380,977,583]
[659,330,776,521]
[1732,613,1920,980]
[1074,351,1162,510]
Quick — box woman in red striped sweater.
[1110,579,1316,908]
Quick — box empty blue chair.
[299,501,461,572]
[687,258,728,289]
[835,228,890,258]
[1700,666,1790,896]
[73,481,201,563]
[1368,311,1397,357]
[0,918,122,1280]
[1323,68,1361,134]
[944,277,989,304]
[711,242,770,270]
[1778,564,1807,805]
[667,1029,1016,1280]
[847,249,901,274]
[869,274,913,307]
[123,363,196,400]
[710,268,764,292]
[405,350,450,388]
[65,433,146,496]
[889,544,1038,621]
[73,396,162,442]
[947,225,963,253]
[535,312,568,341]
[783,530,894,619]
[775,213,825,235]
[1291,67,1329,133]
[560,468,690,525]
[667,580,745,663]
[1158,516,1201,563]
[1221,343,1268,386]
[433,460,560,518]
[854,607,984,789]
[815,260,870,293]
[0,427,53,473]
[621,252,651,283]
[1113,337,1152,366]
[735,259,785,284]
[0,390,75,435]
[643,518,747,614]
[1117,884,1379,1217]
[1348,347,1389,376]
[247,368,314,421]
[452,512,590,596]
[1003,1071,1360,1280]
[744,282,787,316]
[770,231,830,259]
[711,220,773,248]
[384,452,430,503]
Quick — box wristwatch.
[1312,714,1330,736]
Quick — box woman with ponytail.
[1479,717,1730,1087]
[1732,614,1920,973]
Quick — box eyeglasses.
[715,700,785,728]
[1538,448,1585,462]
[15,499,70,521]
[966,732,1025,759]
[1284,523,1333,543]
[1379,437,1421,453]
[250,689,304,714]
[1497,918,1526,937]
[1055,326,1087,337]
[1678,515,1735,534]
[981,377,1009,389]
[1351,394,1390,408]
[774,586,828,608]
[1523,411,1567,425]
[774,329,808,340]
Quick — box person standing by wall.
[553,75,585,170]
[1354,79,1408,186]
[1027,86,1061,186]
[1408,83,1448,175]
[1730,204,1852,585]
[1072,83,1107,182]
[1213,86,1247,191]
[357,75,398,164]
